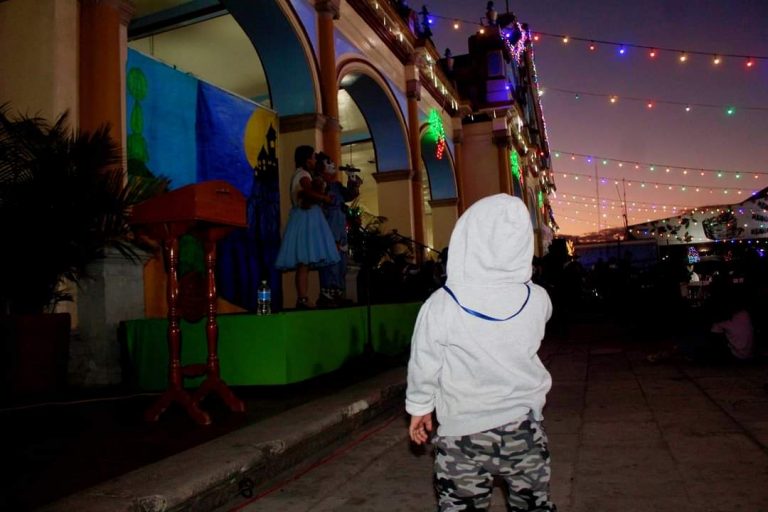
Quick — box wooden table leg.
[192,240,245,413]
[145,237,211,426]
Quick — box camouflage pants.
[433,412,555,512]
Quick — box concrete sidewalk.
[41,325,768,511]
[42,368,407,512]
[213,337,768,512]
[543,342,768,511]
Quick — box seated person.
[711,308,754,361]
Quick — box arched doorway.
[126,0,320,312]
[337,61,411,235]
[420,113,459,253]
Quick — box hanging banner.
[126,49,282,311]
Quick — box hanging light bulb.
[588,42,596,51]
[746,58,755,68]
[647,101,654,109]
[685,105,691,112]
[562,36,569,44]
[679,52,688,62]
[649,49,657,58]
[609,96,617,104]
[453,20,460,29]
[713,55,722,65]
[618,46,626,55]
[533,33,540,42]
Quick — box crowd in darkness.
[533,238,767,360]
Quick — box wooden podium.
[131,181,247,425]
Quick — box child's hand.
[409,414,433,445]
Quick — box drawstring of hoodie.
[442,284,531,322]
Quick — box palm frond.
[0,105,167,314]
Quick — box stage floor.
[122,302,421,390]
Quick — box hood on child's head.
[446,194,533,287]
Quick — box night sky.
[429,0,768,235]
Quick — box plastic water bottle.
[257,280,271,315]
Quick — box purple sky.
[430,0,768,235]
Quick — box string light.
[545,87,768,114]
[453,20,460,30]
[429,12,768,73]
[558,192,699,209]
[552,150,768,179]
[555,170,757,194]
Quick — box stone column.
[70,249,148,387]
[405,62,425,259]
[492,118,512,195]
[372,170,414,239]
[73,0,138,388]
[79,0,134,149]
[451,117,466,214]
[460,120,500,208]
[316,0,342,166]
[429,198,458,252]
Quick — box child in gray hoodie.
[406,194,555,511]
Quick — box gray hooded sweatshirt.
[405,194,552,436]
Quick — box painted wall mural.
[126,49,281,311]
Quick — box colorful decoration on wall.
[501,22,529,64]
[510,149,521,181]
[687,246,700,264]
[429,108,447,160]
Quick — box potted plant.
[0,104,166,396]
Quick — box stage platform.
[122,302,421,390]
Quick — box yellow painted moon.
[244,108,277,168]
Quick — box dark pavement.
[1,353,405,511]
[3,317,767,511]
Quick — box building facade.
[0,0,556,314]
